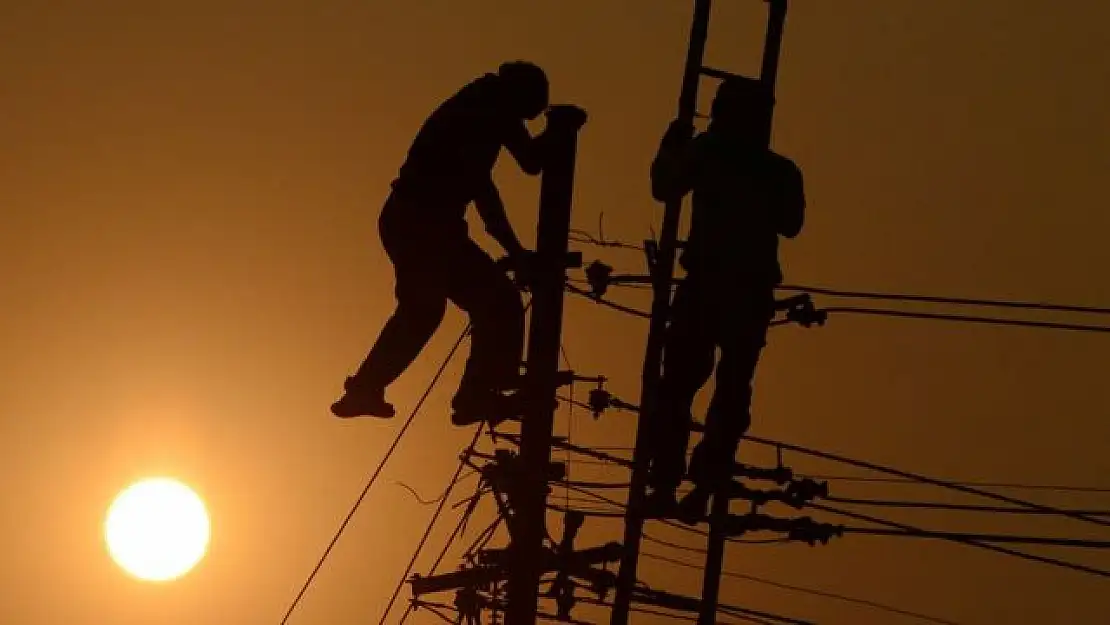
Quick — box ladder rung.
[699,65,748,81]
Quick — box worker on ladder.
[331,61,551,426]
[643,75,806,520]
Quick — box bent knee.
[394,290,448,325]
[489,277,525,314]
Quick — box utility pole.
[504,104,589,625]
[611,2,714,623]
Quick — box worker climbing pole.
[402,103,592,625]
[611,2,794,624]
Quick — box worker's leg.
[644,277,718,512]
[686,287,776,491]
[444,238,527,424]
[331,198,450,418]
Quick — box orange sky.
[2,1,1109,624]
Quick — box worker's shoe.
[450,388,526,427]
[330,378,396,419]
[450,386,559,427]
[676,486,711,525]
[642,487,679,519]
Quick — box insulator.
[786,298,828,327]
[785,478,828,505]
[584,260,613,297]
[587,388,611,417]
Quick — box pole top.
[545,104,588,130]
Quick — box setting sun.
[104,477,210,582]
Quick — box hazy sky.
[2,1,1109,624]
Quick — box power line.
[640,552,963,625]
[643,533,708,556]
[568,281,1110,336]
[396,486,487,625]
[560,481,707,539]
[827,495,1110,516]
[278,323,472,625]
[842,526,1110,549]
[778,284,1110,317]
[569,231,645,252]
[394,471,478,505]
[557,459,1110,497]
[744,435,1110,529]
[803,474,1110,495]
[547,503,626,518]
[577,597,698,622]
[812,503,1110,580]
[573,233,1110,319]
[566,283,652,319]
[378,425,485,625]
[825,306,1110,334]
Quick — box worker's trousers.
[646,272,776,492]
[350,190,525,401]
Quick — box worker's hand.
[662,118,695,148]
[497,250,537,291]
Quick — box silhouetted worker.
[331,61,552,425]
[643,76,805,520]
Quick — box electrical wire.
[378,425,486,625]
[398,452,505,625]
[566,283,652,319]
[812,503,1110,580]
[841,525,1110,549]
[559,343,575,512]
[548,503,627,518]
[643,533,708,555]
[824,306,1110,334]
[827,495,1110,517]
[778,284,1110,317]
[570,282,1110,335]
[551,442,1110,499]
[639,552,962,625]
[394,470,478,505]
[278,323,472,625]
[802,474,1110,495]
[577,597,698,622]
[570,231,645,252]
[744,435,1110,529]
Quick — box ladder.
[611,2,792,624]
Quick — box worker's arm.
[650,120,700,203]
[773,157,805,239]
[503,120,545,176]
[474,175,528,257]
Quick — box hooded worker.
[331,61,552,426]
[644,75,806,520]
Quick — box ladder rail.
[609,2,716,624]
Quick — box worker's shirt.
[390,73,530,224]
[653,130,804,286]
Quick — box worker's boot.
[330,377,396,419]
[450,387,527,427]
[642,486,680,519]
[676,486,711,525]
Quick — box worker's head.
[497,61,550,121]
[710,75,774,137]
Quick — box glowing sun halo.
[104,477,210,582]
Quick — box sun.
[104,477,210,582]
